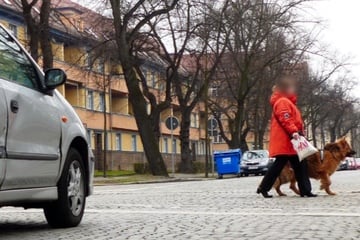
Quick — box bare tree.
[209,0,313,151]
[109,0,180,176]
[143,0,230,172]
[17,0,53,70]
[298,69,360,150]
[84,40,120,177]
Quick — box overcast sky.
[74,0,360,94]
[307,0,360,95]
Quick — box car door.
[0,86,7,187]
[0,26,61,190]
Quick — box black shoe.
[257,188,273,198]
[300,193,317,198]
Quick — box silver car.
[240,150,274,176]
[0,25,94,227]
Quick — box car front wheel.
[44,148,86,228]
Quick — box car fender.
[53,91,94,194]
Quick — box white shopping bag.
[291,136,318,161]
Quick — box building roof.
[0,0,113,43]
[0,1,192,75]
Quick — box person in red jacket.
[257,75,316,198]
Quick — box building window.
[131,134,137,152]
[99,93,105,112]
[163,138,168,153]
[85,51,92,69]
[105,133,111,150]
[98,62,105,73]
[8,24,17,38]
[96,58,105,73]
[200,141,205,155]
[151,71,156,88]
[159,82,165,91]
[213,131,224,143]
[115,133,121,151]
[172,139,177,153]
[190,113,199,128]
[87,90,94,110]
[210,86,218,97]
[191,141,198,155]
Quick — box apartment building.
[0,0,213,170]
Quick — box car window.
[0,27,39,89]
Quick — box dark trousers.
[259,155,312,195]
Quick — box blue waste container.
[214,149,242,179]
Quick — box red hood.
[270,91,297,106]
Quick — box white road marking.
[78,208,360,217]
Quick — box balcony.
[53,60,128,94]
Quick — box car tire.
[244,173,249,177]
[44,148,86,228]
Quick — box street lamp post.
[205,87,209,178]
[165,107,179,177]
[170,105,175,177]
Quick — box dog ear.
[338,138,349,148]
[324,143,340,152]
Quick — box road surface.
[1,171,360,239]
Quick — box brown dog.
[273,137,356,196]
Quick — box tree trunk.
[150,107,162,143]
[258,130,265,150]
[329,126,336,143]
[108,1,169,176]
[21,1,39,62]
[122,57,166,176]
[124,64,168,176]
[227,130,240,149]
[253,129,259,150]
[179,108,193,173]
[39,0,53,70]
[227,126,249,152]
[240,137,249,152]
[320,124,326,147]
[311,123,317,148]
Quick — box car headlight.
[260,160,269,166]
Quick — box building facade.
[0,0,213,171]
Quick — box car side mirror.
[44,68,67,90]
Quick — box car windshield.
[242,151,268,161]
[0,26,39,89]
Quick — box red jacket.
[269,91,304,157]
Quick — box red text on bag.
[297,140,309,151]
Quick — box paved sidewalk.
[94,173,217,185]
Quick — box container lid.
[214,148,241,155]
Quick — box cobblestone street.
[1,171,360,240]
